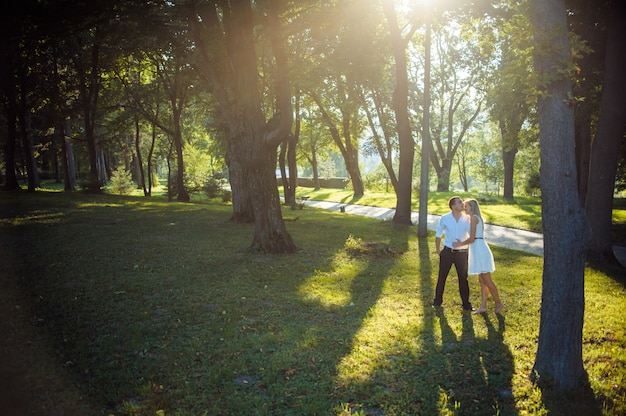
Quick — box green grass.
[294,188,543,232]
[1,191,625,415]
[294,187,626,242]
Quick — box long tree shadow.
[478,313,516,415]
[414,235,518,415]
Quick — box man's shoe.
[462,305,475,312]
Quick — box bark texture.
[584,4,626,263]
[530,0,590,391]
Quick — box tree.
[418,11,433,238]
[309,86,365,198]
[488,4,534,202]
[0,30,21,190]
[360,85,399,194]
[0,2,38,191]
[297,98,333,190]
[295,0,370,199]
[428,20,486,192]
[188,0,296,253]
[530,0,590,391]
[382,0,417,225]
[584,2,626,263]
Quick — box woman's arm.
[453,215,477,247]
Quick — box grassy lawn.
[0,190,625,415]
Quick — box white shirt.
[436,212,470,250]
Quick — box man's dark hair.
[448,196,462,209]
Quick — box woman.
[453,198,503,314]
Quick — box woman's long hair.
[466,198,484,223]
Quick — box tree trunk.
[59,121,76,192]
[309,90,364,198]
[436,160,452,192]
[530,0,590,391]
[585,4,626,263]
[499,118,518,202]
[248,130,296,253]
[189,0,296,253]
[344,144,364,197]
[418,21,432,238]
[311,148,320,190]
[502,147,517,202]
[575,110,591,204]
[279,141,293,205]
[278,133,297,206]
[288,94,300,198]
[76,42,103,193]
[383,0,415,226]
[134,116,148,196]
[362,89,399,193]
[172,108,189,202]
[147,121,157,196]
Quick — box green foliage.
[1,192,624,416]
[344,234,363,255]
[202,176,223,198]
[109,165,135,195]
[525,171,541,197]
[363,164,394,193]
[183,145,212,193]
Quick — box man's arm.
[435,236,442,255]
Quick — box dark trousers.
[434,247,472,309]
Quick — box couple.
[433,196,503,314]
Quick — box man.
[433,196,473,311]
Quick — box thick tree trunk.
[575,111,591,204]
[190,0,296,253]
[59,121,76,192]
[530,0,590,391]
[436,160,452,192]
[499,118,518,202]
[585,5,626,263]
[227,162,254,223]
[248,131,296,253]
[345,147,364,198]
[502,147,517,202]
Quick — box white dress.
[468,215,496,275]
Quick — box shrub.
[109,166,135,195]
[203,176,223,198]
[525,171,541,197]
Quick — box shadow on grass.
[586,256,626,288]
[535,375,603,416]
[1,192,614,415]
[415,237,518,415]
